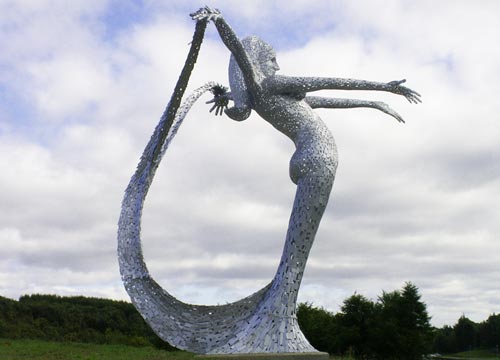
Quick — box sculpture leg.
[208,172,335,354]
[271,173,335,314]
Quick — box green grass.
[0,339,350,359]
[448,349,499,358]
[0,340,350,359]
[0,339,196,360]
[436,349,499,359]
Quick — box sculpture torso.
[252,90,338,184]
[228,39,338,185]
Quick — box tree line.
[297,282,499,358]
[433,313,500,355]
[297,282,433,359]
[1,283,499,358]
[0,294,174,349]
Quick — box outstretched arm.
[191,7,260,96]
[305,96,406,123]
[265,76,421,104]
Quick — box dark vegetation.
[0,294,174,350]
[432,313,500,356]
[298,282,433,359]
[1,282,499,359]
[297,282,500,359]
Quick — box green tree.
[297,302,337,354]
[373,282,432,359]
[454,315,477,352]
[336,293,376,359]
[433,325,457,354]
[478,313,500,349]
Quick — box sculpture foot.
[197,352,329,360]
[207,312,316,354]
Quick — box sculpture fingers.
[405,95,415,104]
[386,109,404,123]
[375,101,404,123]
[400,87,422,104]
[218,104,228,116]
[407,93,422,104]
[408,89,422,103]
[190,6,221,22]
[394,113,405,123]
[189,8,206,20]
[411,88,422,97]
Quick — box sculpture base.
[195,352,329,360]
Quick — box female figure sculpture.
[194,6,420,353]
[117,7,421,356]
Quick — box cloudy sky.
[1,0,499,328]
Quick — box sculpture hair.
[228,35,274,119]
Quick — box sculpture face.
[259,48,280,77]
[240,36,279,79]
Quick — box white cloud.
[26,54,113,118]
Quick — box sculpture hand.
[386,79,422,104]
[206,84,230,116]
[190,6,221,22]
[375,101,405,123]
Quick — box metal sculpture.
[118,7,421,355]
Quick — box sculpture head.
[228,36,278,113]
[243,35,280,77]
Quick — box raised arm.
[264,76,421,104]
[191,7,261,96]
[305,96,406,123]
